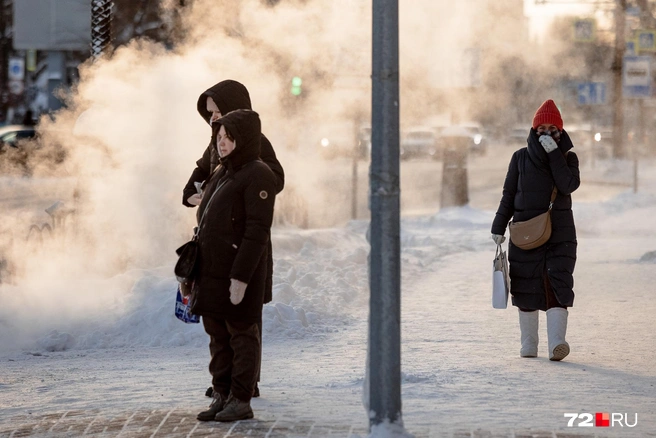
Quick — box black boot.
[205,386,213,398]
[197,392,226,421]
[214,393,254,422]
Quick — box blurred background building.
[1,0,656,158]
[1,0,183,125]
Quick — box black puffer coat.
[190,110,277,324]
[491,129,580,310]
[183,80,284,304]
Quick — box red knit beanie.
[532,99,563,131]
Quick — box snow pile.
[264,224,370,338]
[38,330,75,352]
[367,420,414,438]
[1,204,495,352]
[0,222,372,351]
[639,250,656,263]
[576,188,656,239]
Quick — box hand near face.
[539,135,558,153]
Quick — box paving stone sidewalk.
[0,409,613,438]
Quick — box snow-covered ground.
[1,149,655,437]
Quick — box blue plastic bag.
[175,285,200,324]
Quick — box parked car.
[458,123,486,155]
[592,127,613,159]
[0,125,67,175]
[400,129,438,160]
[436,124,486,158]
[317,122,371,160]
[0,125,37,150]
[509,125,529,145]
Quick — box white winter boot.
[546,308,570,361]
[518,310,539,358]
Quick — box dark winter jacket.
[491,129,580,310]
[190,109,277,323]
[182,79,283,304]
[182,80,284,205]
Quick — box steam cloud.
[0,0,548,349]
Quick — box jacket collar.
[527,128,573,168]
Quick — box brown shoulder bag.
[509,187,558,250]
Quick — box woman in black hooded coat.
[491,99,580,362]
[191,109,277,422]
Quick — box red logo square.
[596,412,610,427]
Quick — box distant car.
[592,127,613,158]
[508,125,529,145]
[568,125,613,160]
[317,123,370,160]
[0,124,67,175]
[458,123,486,155]
[0,125,37,150]
[400,129,438,160]
[436,124,486,157]
[566,124,594,149]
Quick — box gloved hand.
[491,234,506,245]
[186,194,202,206]
[539,134,558,153]
[229,278,248,305]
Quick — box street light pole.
[611,0,627,158]
[369,0,402,430]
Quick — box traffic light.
[291,76,302,96]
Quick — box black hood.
[212,109,261,170]
[197,80,252,125]
[527,128,574,168]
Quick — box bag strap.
[547,186,558,211]
[194,177,229,239]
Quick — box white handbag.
[492,243,509,309]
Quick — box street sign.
[577,82,606,105]
[627,6,641,16]
[626,40,637,56]
[8,58,25,81]
[13,0,91,51]
[573,18,595,42]
[8,80,24,95]
[637,30,656,52]
[623,56,652,98]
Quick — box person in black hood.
[491,99,580,362]
[192,109,276,422]
[183,79,284,206]
[183,80,283,399]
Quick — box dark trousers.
[520,269,567,312]
[202,316,260,402]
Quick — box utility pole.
[369,0,404,431]
[611,0,627,158]
[91,0,113,58]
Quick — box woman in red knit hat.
[490,99,580,361]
